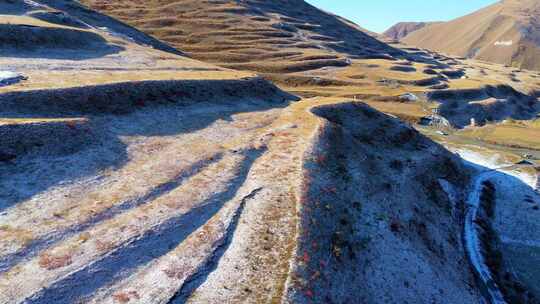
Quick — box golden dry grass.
[458,120,540,150]
[1,2,540,302]
[79,0,400,74]
[0,69,252,93]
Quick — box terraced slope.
[0,1,486,303]
[0,0,259,92]
[77,0,403,73]
[404,0,540,71]
[0,87,485,304]
[78,0,540,126]
[1,1,540,304]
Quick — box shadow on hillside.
[428,85,540,128]
[0,1,35,15]
[24,148,263,304]
[236,0,447,67]
[244,0,403,59]
[1,101,538,302]
[0,24,125,60]
[37,0,183,56]
[290,101,539,303]
[28,11,91,29]
[0,81,296,212]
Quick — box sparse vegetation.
[1,0,539,303]
[38,252,73,270]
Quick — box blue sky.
[305,0,499,33]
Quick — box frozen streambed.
[457,148,540,302]
[0,71,26,87]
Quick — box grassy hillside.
[404,0,540,71]
[78,0,403,73]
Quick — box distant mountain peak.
[383,21,441,41]
[403,0,540,71]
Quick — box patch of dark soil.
[429,83,449,90]
[390,65,416,72]
[291,55,340,61]
[262,74,358,88]
[426,64,450,70]
[391,76,444,87]
[0,152,16,162]
[224,59,351,74]
[423,68,439,75]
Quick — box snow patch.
[0,71,26,87]
[455,148,537,188]
[0,71,18,79]
[23,0,43,7]
[399,92,419,102]
[494,40,513,46]
[455,149,504,169]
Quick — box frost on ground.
[455,147,540,302]
[455,148,538,187]
[283,102,482,303]
[0,97,488,304]
[0,0,538,303]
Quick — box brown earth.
[404,0,540,71]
